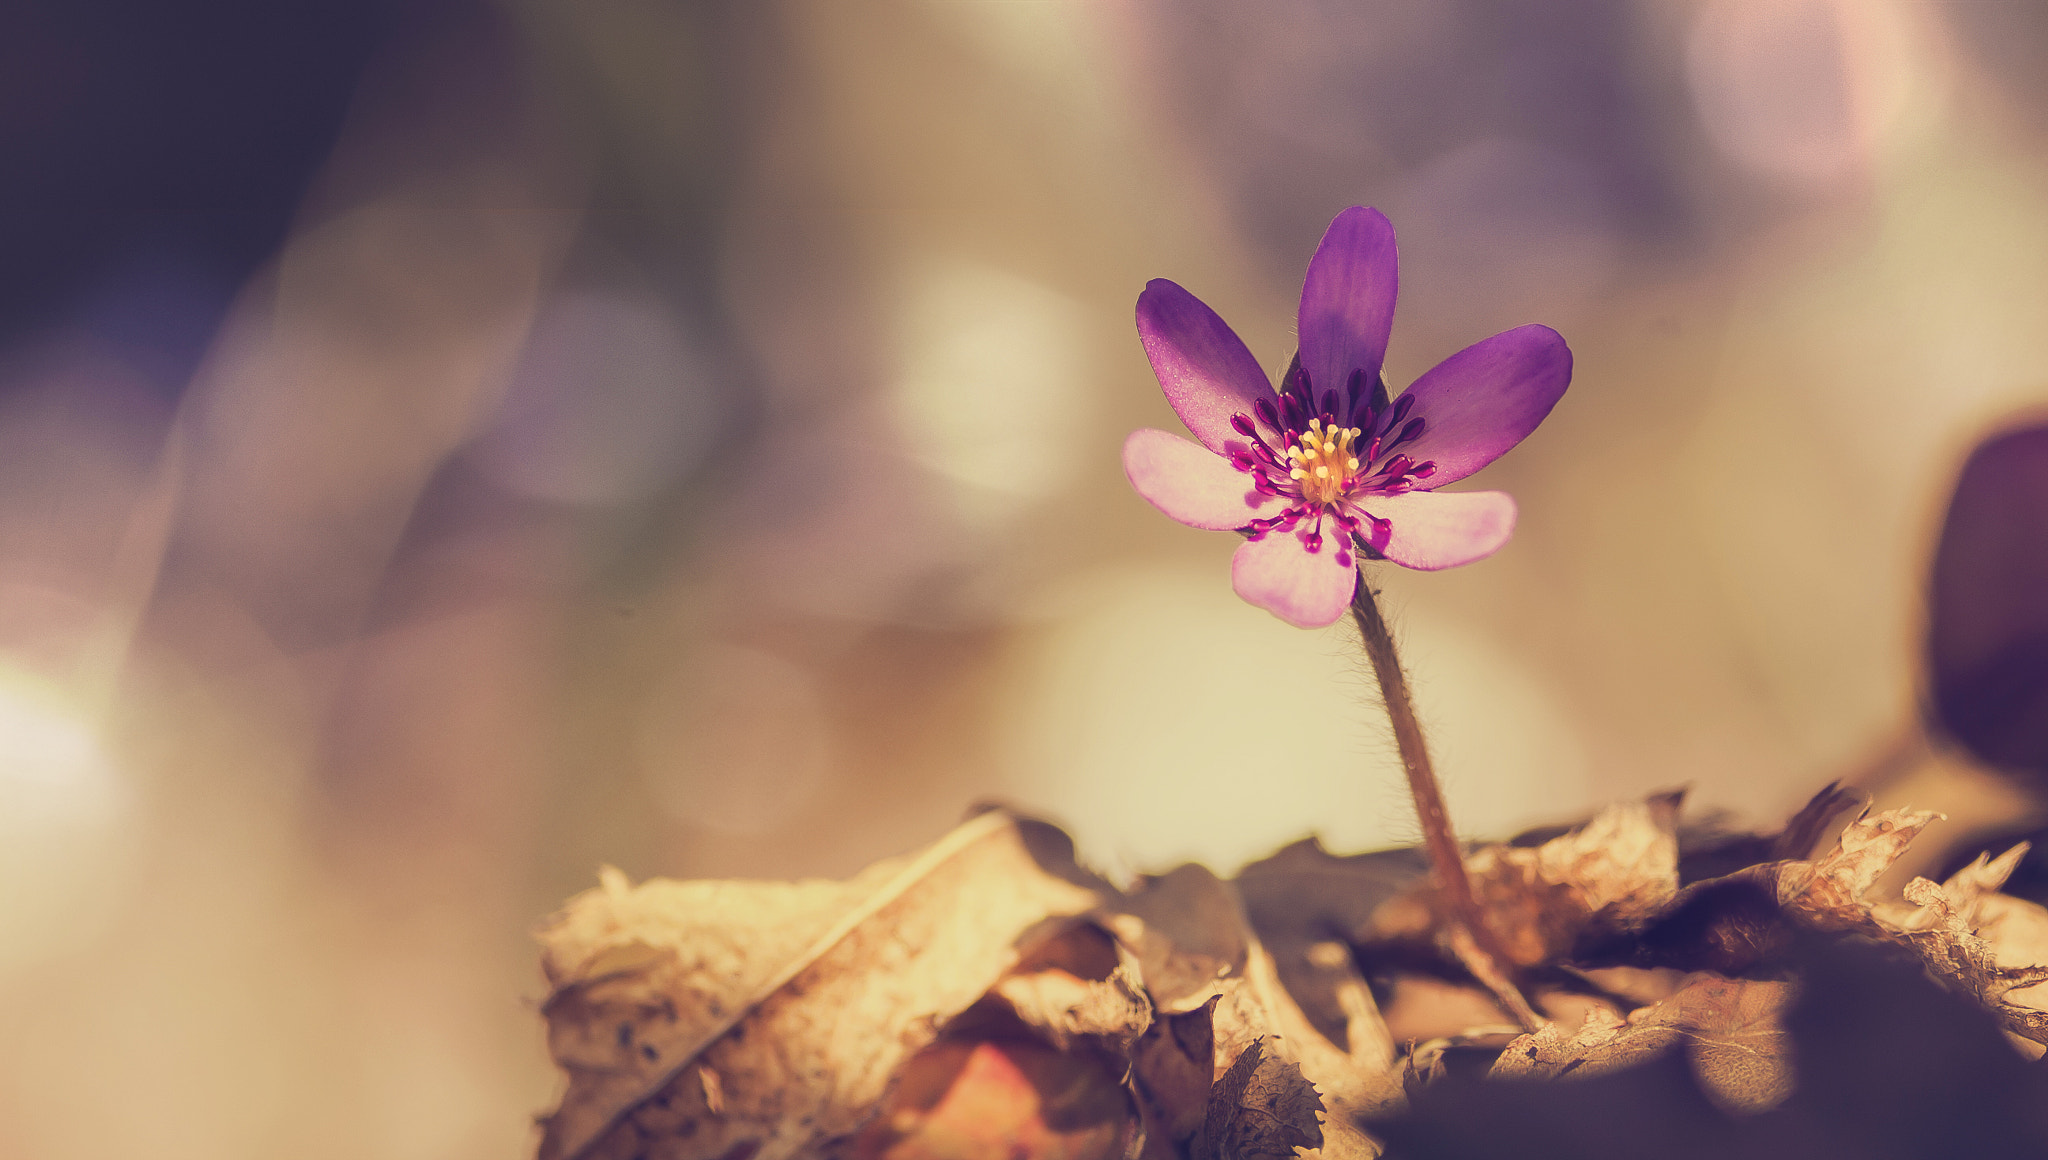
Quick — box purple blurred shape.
[0,0,402,393]
[1928,421,2048,778]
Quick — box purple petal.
[1298,207,1398,409]
[1137,279,1276,453]
[1124,428,1288,531]
[1231,519,1358,627]
[1360,490,1517,571]
[1386,324,1571,487]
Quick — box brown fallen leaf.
[1637,806,1943,975]
[1369,794,1683,969]
[1874,844,2048,1047]
[849,1036,1134,1160]
[988,919,1152,1057]
[1770,806,1943,930]
[1130,996,1222,1160]
[1117,863,1252,1014]
[1198,1039,1324,1160]
[1377,932,2048,1160]
[1638,807,2048,1049]
[533,809,1110,1160]
[1114,862,1398,1159]
[1675,780,1865,883]
[1235,840,1427,1045]
[1491,971,1793,1114]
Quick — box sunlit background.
[5,1,2048,1155]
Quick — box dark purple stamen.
[1279,394,1306,430]
[1411,461,1437,480]
[1393,416,1425,449]
[1227,412,1285,464]
[1253,397,1280,431]
[1383,393,1415,432]
[1281,355,1311,404]
[1229,449,1258,472]
[1319,388,1338,416]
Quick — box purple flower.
[1122,207,1572,628]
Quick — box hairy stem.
[1350,573,1543,1031]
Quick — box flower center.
[1223,370,1440,552]
[1287,419,1362,506]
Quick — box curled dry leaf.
[1491,971,1793,1114]
[850,1037,1134,1160]
[534,809,1109,1160]
[1219,940,1392,1158]
[1236,840,1426,1045]
[1374,933,2048,1160]
[1675,780,1864,884]
[1130,996,1222,1160]
[1639,805,1944,975]
[1875,844,2048,1047]
[1118,864,1251,1013]
[1369,794,1682,969]
[1199,1039,1325,1160]
[1769,806,1942,930]
[1115,863,1398,1159]
[987,920,1152,1057]
[855,919,1151,1159]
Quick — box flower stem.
[1349,573,1543,1031]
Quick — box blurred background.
[5,0,2048,1155]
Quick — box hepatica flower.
[1123,207,1572,627]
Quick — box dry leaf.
[536,867,886,1159]
[1378,933,2048,1160]
[534,809,1108,1160]
[1492,972,1793,1113]
[1130,997,1221,1160]
[1874,844,2048,1047]
[1769,806,1942,929]
[1116,862,1397,1159]
[1639,806,1943,975]
[989,920,1152,1057]
[1117,864,1252,1013]
[855,918,1153,1157]
[1676,781,1864,883]
[1370,794,1682,969]
[849,1037,1134,1160]
[1198,1039,1324,1160]
[1236,841,1426,1045]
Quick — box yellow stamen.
[1287,418,1365,506]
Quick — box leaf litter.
[533,786,2048,1159]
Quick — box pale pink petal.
[1137,279,1276,453]
[1298,207,1398,407]
[1231,520,1357,627]
[1384,324,1570,486]
[1124,428,1288,530]
[1360,490,1517,571]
